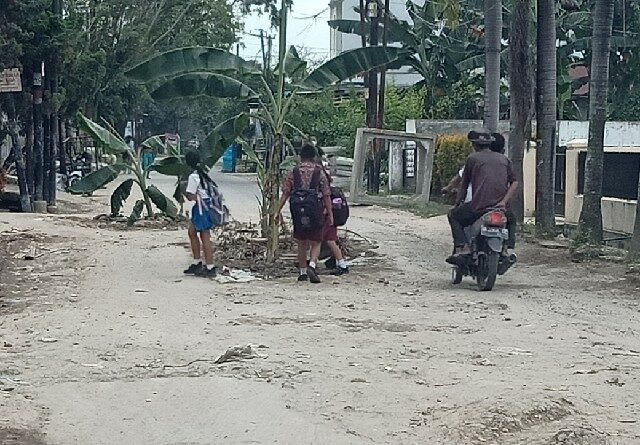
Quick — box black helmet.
[467,130,495,146]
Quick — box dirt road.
[1,173,639,445]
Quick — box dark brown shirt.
[461,150,515,212]
[282,161,331,198]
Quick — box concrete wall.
[564,140,638,234]
[557,121,640,147]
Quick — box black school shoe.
[332,267,349,276]
[184,263,202,275]
[195,265,217,278]
[298,274,309,282]
[307,267,321,284]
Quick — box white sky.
[238,3,331,63]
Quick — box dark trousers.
[448,204,517,249]
[448,203,482,248]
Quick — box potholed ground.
[1,172,639,445]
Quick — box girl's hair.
[185,150,213,189]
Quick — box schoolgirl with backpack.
[183,150,228,278]
[316,147,349,275]
[275,144,333,284]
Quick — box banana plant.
[69,113,178,226]
[126,42,407,260]
[149,112,250,213]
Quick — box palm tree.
[508,0,532,223]
[577,0,616,245]
[535,0,557,236]
[483,0,502,132]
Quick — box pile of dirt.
[214,221,377,278]
[61,214,189,231]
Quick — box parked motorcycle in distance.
[56,153,94,191]
[451,208,517,291]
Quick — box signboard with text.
[0,68,22,93]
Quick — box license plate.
[481,227,508,238]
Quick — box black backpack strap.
[309,166,322,191]
[293,167,302,189]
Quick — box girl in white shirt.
[183,150,217,278]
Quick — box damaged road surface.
[1,173,639,444]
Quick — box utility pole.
[366,0,380,193]
[366,0,379,130]
[260,29,268,76]
[377,0,390,130]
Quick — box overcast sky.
[239,4,331,63]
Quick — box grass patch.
[405,201,450,218]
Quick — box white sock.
[300,268,307,276]
[337,259,347,269]
[206,264,215,271]
[309,261,316,270]
[193,259,202,266]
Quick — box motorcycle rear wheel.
[477,252,499,291]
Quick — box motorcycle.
[451,208,517,291]
[57,154,93,191]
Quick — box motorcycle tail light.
[484,211,506,227]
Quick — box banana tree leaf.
[386,18,422,49]
[560,11,591,30]
[127,200,145,227]
[150,73,256,101]
[328,19,386,38]
[141,135,166,153]
[328,19,413,46]
[150,156,191,177]
[173,179,187,204]
[110,178,134,216]
[126,47,257,83]
[68,164,126,195]
[276,46,308,82]
[147,185,178,218]
[202,113,250,166]
[456,48,509,71]
[77,113,129,154]
[302,46,409,90]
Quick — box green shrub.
[433,134,473,191]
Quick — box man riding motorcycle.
[446,131,519,264]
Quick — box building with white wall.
[329,0,424,86]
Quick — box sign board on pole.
[0,68,22,93]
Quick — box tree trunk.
[265,135,282,263]
[508,0,532,223]
[265,0,288,263]
[7,93,32,212]
[535,0,557,236]
[33,70,45,202]
[483,0,502,132]
[577,0,615,245]
[25,89,35,196]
